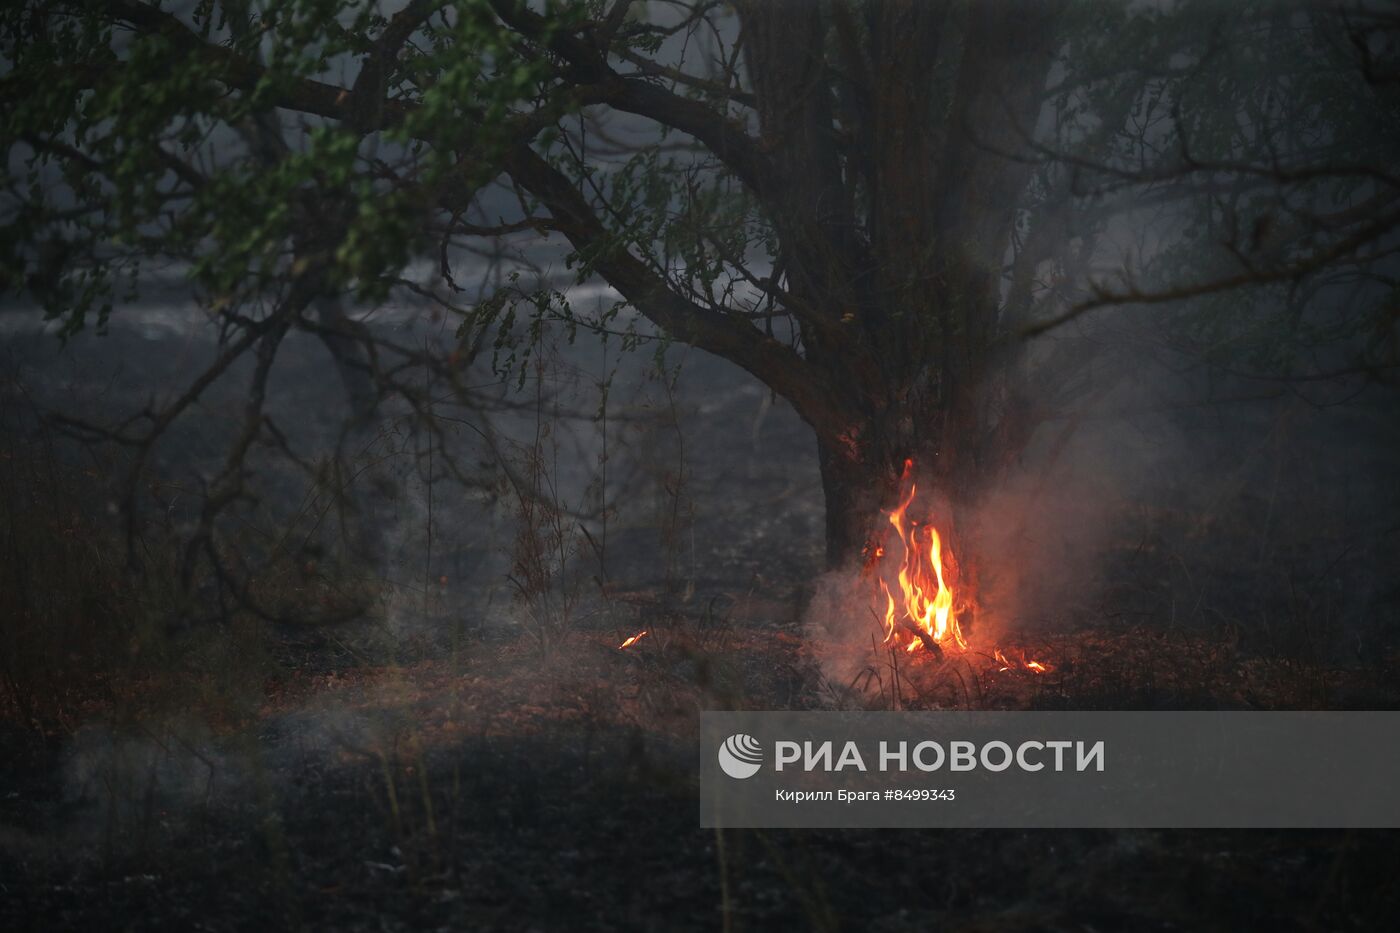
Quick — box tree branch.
[503,145,858,440]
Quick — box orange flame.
[869,460,1050,674]
[874,460,967,654]
[618,630,648,649]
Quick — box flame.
[994,647,1050,674]
[873,460,967,654]
[618,630,648,649]
[869,460,1050,674]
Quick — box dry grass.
[0,428,175,734]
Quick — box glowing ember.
[618,630,648,650]
[868,460,1050,674]
[993,647,1050,674]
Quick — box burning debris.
[994,648,1050,675]
[618,631,649,650]
[868,461,1050,675]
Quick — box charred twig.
[898,619,944,659]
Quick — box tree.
[3,0,1397,593]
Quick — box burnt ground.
[2,610,1400,933]
[3,311,1400,930]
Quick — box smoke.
[19,672,453,864]
[803,567,886,696]
[0,716,250,863]
[970,377,1187,644]
[802,348,1192,692]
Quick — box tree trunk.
[813,368,1003,597]
[817,436,894,571]
[735,0,1062,583]
[815,420,965,571]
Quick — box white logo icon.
[718,733,763,779]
